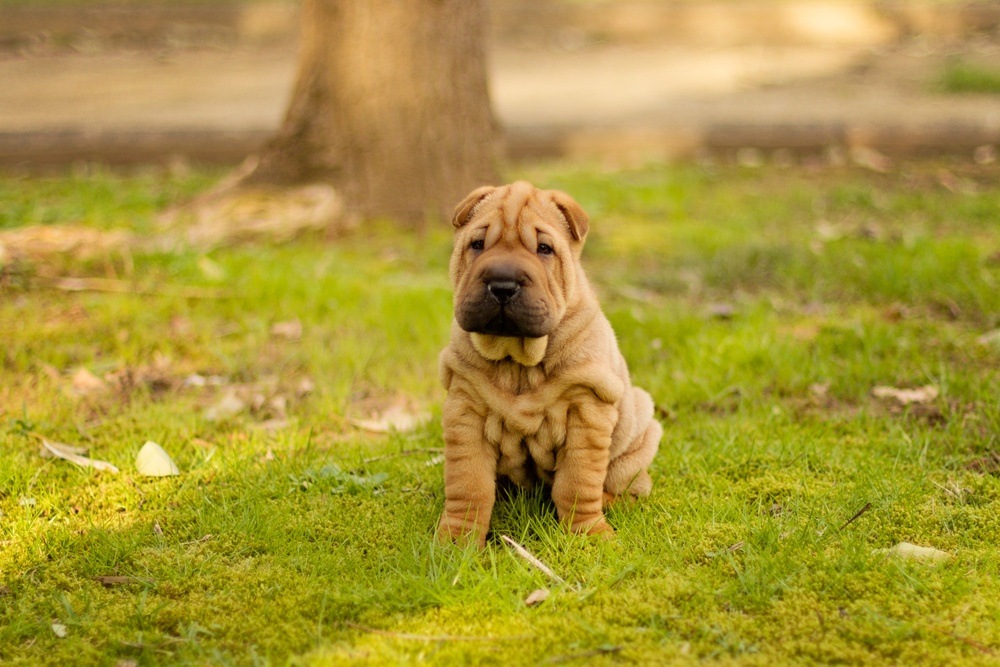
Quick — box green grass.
[1,160,999,665]
[937,60,1000,95]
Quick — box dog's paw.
[570,516,615,539]
[435,517,487,549]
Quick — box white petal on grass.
[872,385,939,405]
[41,439,120,474]
[874,542,951,562]
[135,441,180,477]
[525,588,550,607]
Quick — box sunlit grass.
[1,160,999,664]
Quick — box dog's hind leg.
[604,388,662,499]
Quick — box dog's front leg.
[553,400,616,536]
[437,396,496,548]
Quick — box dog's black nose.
[487,280,520,304]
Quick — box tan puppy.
[436,181,662,547]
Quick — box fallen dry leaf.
[135,441,180,477]
[296,377,315,397]
[162,182,346,249]
[851,146,892,173]
[0,224,132,263]
[872,385,938,405]
[94,575,136,587]
[350,403,431,434]
[966,451,1000,475]
[41,439,120,474]
[39,440,87,459]
[525,588,550,607]
[70,367,108,396]
[706,303,736,320]
[270,319,303,341]
[977,329,1000,347]
[874,542,951,562]
[204,391,246,421]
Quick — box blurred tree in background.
[239,0,498,222]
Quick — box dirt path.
[1,2,998,166]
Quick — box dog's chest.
[481,362,568,484]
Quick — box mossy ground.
[1,160,999,665]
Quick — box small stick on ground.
[361,448,444,464]
[45,276,230,299]
[839,502,872,531]
[501,535,566,584]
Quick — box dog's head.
[449,181,590,343]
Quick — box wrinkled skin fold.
[437,181,663,547]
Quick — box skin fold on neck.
[470,333,548,366]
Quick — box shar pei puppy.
[437,181,662,547]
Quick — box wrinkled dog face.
[449,182,590,339]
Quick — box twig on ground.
[839,502,872,531]
[944,630,994,655]
[500,535,566,584]
[44,276,230,299]
[361,448,444,464]
[343,621,527,642]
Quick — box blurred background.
[1,0,998,171]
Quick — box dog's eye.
[537,243,554,255]
[470,240,484,251]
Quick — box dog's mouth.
[456,295,552,339]
[473,310,540,338]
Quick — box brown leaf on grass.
[296,377,315,397]
[966,451,1000,475]
[160,181,347,250]
[524,588,550,607]
[851,146,892,173]
[0,225,132,263]
[350,399,431,434]
[204,391,246,422]
[706,303,736,320]
[94,575,140,587]
[270,319,303,341]
[872,385,939,405]
[977,329,1000,347]
[70,367,109,396]
[40,439,119,474]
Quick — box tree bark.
[241,0,499,222]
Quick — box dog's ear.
[551,191,589,242]
[452,186,496,229]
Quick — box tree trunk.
[242,0,499,222]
